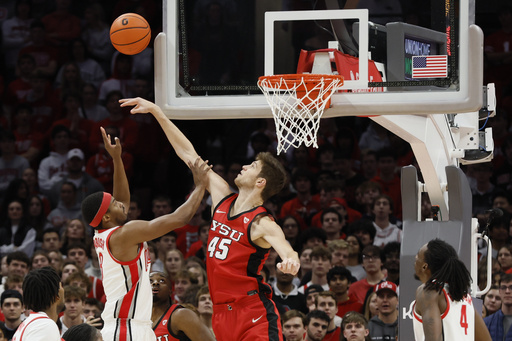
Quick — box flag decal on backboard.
[412,55,448,78]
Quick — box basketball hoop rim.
[257,74,344,89]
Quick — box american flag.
[412,55,448,78]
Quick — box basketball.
[110,13,151,55]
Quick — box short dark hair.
[305,309,330,325]
[281,309,306,326]
[6,251,30,267]
[50,124,71,140]
[382,242,401,260]
[348,219,377,242]
[362,245,383,262]
[341,311,368,330]
[327,266,354,283]
[1,289,23,306]
[300,228,327,248]
[372,194,394,212]
[23,267,61,311]
[310,245,332,262]
[82,192,107,228]
[62,323,100,341]
[256,152,287,201]
[321,207,343,224]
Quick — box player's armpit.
[415,289,443,341]
[171,307,215,341]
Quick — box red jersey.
[324,326,342,341]
[336,293,364,317]
[207,193,272,304]
[153,304,191,341]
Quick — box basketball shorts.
[212,293,283,341]
[101,318,156,341]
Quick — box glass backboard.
[155,0,483,119]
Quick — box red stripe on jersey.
[441,288,451,319]
[118,262,141,318]
[118,318,127,341]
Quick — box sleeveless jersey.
[153,304,191,341]
[12,312,61,341]
[413,287,475,341]
[93,226,152,322]
[207,193,272,304]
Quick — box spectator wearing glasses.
[485,273,512,339]
[349,245,386,304]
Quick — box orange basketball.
[110,13,151,55]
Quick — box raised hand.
[119,97,158,115]
[100,126,122,159]
[188,157,212,189]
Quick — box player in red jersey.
[121,97,301,341]
[150,272,214,341]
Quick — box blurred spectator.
[164,249,184,283]
[53,62,85,100]
[314,291,342,340]
[82,297,103,319]
[0,199,36,258]
[98,53,135,103]
[18,20,59,79]
[60,220,90,256]
[90,90,139,154]
[81,3,114,76]
[47,250,63,272]
[59,285,86,336]
[81,83,109,122]
[1,0,33,82]
[153,231,177,272]
[0,290,23,339]
[304,309,330,341]
[345,235,365,281]
[371,148,402,219]
[355,181,382,218]
[280,168,321,230]
[55,39,106,89]
[361,150,378,181]
[349,219,377,248]
[27,194,51,242]
[364,291,379,322]
[195,285,215,336]
[23,168,50,213]
[40,228,61,252]
[37,125,70,195]
[493,191,512,215]
[41,0,81,58]
[321,208,346,241]
[368,281,398,341]
[60,259,79,283]
[173,270,193,304]
[12,104,45,167]
[349,245,386,304]
[371,195,402,248]
[272,257,308,313]
[359,121,390,153]
[327,266,363,318]
[46,182,82,230]
[299,246,332,293]
[3,54,36,114]
[185,221,209,262]
[498,245,512,273]
[469,163,500,223]
[175,194,207,256]
[31,249,50,270]
[482,285,502,317]
[382,242,400,285]
[279,215,301,251]
[281,309,307,341]
[0,131,30,197]
[47,148,104,208]
[327,239,349,268]
[0,251,30,294]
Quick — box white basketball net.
[258,75,344,155]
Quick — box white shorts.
[101,318,156,341]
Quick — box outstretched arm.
[119,97,231,204]
[101,126,130,208]
[109,158,210,260]
[251,217,300,275]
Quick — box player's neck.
[44,302,59,322]
[151,302,171,324]
[233,190,263,212]
[502,304,512,315]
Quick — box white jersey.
[12,312,61,341]
[413,287,475,341]
[94,226,152,324]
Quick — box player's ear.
[256,177,266,188]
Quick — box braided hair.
[23,267,61,312]
[423,239,472,301]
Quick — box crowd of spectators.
[0,0,509,340]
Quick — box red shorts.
[212,293,283,341]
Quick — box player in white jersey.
[82,127,210,341]
[413,238,491,341]
[12,267,63,341]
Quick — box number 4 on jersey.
[208,236,232,260]
[460,305,468,335]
